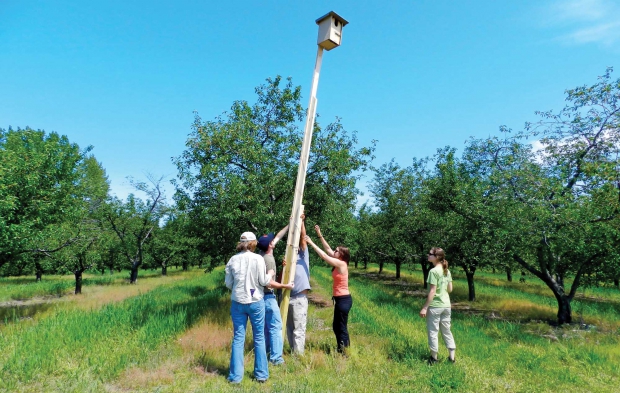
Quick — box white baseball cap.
[240,232,257,242]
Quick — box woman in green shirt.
[419,247,456,364]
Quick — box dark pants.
[333,294,352,353]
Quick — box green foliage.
[365,69,620,323]
[462,68,620,323]
[102,177,166,283]
[174,76,375,267]
[0,127,109,279]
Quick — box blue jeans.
[264,294,284,364]
[228,300,269,383]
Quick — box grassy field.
[0,264,618,392]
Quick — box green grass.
[0,268,188,302]
[0,264,618,392]
[335,267,619,392]
[369,264,620,326]
[0,269,226,391]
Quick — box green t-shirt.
[263,254,276,293]
[426,264,452,308]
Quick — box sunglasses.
[427,253,436,256]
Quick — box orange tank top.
[332,267,350,297]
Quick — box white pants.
[287,295,308,354]
[426,307,456,353]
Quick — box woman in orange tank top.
[305,225,352,354]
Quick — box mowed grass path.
[1,264,619,392]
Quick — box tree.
[466,68,620,323]
[173,76,375,267]
[147,211,199,275]
[103,177,164,284]
[425,148,511,301]
[369,160,423,279]
[0,128,109,278]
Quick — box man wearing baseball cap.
[225,231,278,384]
[256,224,291,365]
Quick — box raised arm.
[299,215,307,250]
[273,224,289,247]
[305,235,347,274]
[314,225,334,257]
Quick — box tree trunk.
[35,260,43,282]
[395,260,401,279]
[554,293,572,324]
[506,266,512,282]
[614,278,619,287]
[378,261,384,274]
[162,264,167,276]
[129,260,140,284]
[74,270,83,294]
[465,271,476,301]
[539,274,573,324]
[420,259,431,289]
[182,261,189,271]
[354,259,358,269]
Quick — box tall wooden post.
[279,47,323,339]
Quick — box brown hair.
[431,247,448,276]
[236,240,257,253]
[335,246,351,265]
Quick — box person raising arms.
[256,224,294,365]
[305,225,352,354]
[286,214,311,355]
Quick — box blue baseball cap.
[257,233,275,252]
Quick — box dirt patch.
[308,292,332,308]
[114,363,175,390]
[0,296,65,308]
[178,321,231,352]
[401,289,428,297]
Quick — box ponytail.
[432,247,448,276]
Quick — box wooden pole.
[280,46,324,340]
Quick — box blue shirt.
[290,248,311,296]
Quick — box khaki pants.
[287,295,308,354]
[426,307,456,353]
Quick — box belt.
[290,292,308,298]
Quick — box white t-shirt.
[225,251,273,304]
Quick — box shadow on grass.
[0,302,57,324]
[196,351,229,376]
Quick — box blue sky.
[2,0,619,204]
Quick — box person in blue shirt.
[286,214,310,354]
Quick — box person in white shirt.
[225,232,275,384]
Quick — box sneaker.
[256,379,267,384]
[449,357,456,363]
[427,356,438,365]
